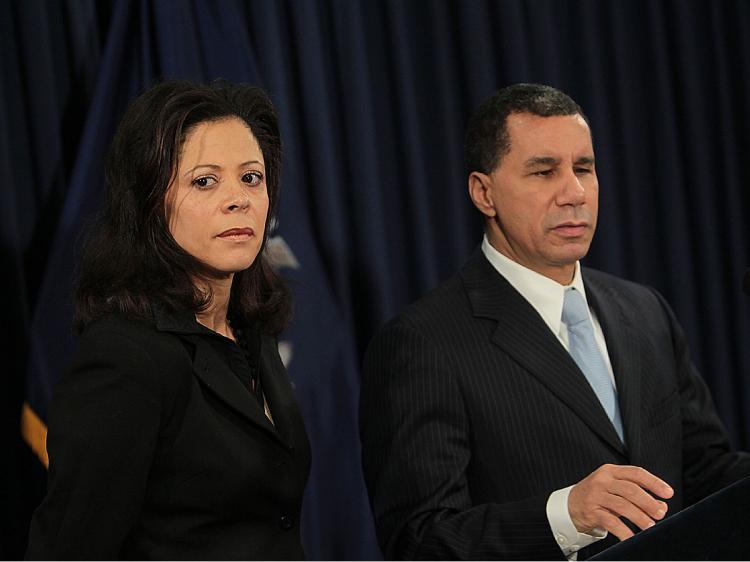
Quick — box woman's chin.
[203,260,257,277]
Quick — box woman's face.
[167,117,269,276]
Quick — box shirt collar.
[152,301,216,336]
[481,234,589,336]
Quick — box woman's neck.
[194,276,234,339]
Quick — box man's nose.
[556,170,587,206]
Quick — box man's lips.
[551,222,589,236]
[217,227,254,238]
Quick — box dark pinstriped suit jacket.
[360,249,749,560]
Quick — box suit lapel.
[189,336,292,449]
[460,250,626,455]
[151,304,291,449]
[256,334,296,449]
[584,273,643,464]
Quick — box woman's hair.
[75,79,291,334]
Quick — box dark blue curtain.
[3,1,749,559]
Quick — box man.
[359,84,749,560]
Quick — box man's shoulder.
[583,266,659,300]
[385,269,472,332]
[582,267,672,327]
[362,270,476,380]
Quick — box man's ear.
[468,171,497,218]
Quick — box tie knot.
[562,288,590,327]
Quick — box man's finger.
[602,495,656,531]
[607,479,669,520]
[612,465,674,499]
[596,509,635,542]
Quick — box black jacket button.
[279,515,294,530]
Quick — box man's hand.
[568,464,674,541]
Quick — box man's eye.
[192,176,217,189]
[575,167,593,175]
[243,171,263,186]
[533,169,553,177]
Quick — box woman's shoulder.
[79,312,178,355]
[73,312,193,394]
[81,311,155,335]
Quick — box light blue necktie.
[562,288,624,442]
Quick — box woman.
[26,80,311,560]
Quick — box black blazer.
[360,249,749,560]
[26,308,311,560]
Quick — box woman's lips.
[218,227,254,239]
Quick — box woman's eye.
[192,176,217,189]
[243,171,263,186]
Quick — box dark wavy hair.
[465,83,589,175]
[75,79,291,334]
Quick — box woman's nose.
[224,180,251,212]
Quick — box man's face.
[473,112,598,284]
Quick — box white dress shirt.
[481,236,611,558]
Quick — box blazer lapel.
[189,336,291,448]
[152,305,290,449]
[584,272,643,464]
[460,250,626,455]
[256,333,297,449]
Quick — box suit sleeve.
[360,321,563,560]
[26,324,162,560]
[652,289,750,505]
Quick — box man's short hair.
[465,83,589,175]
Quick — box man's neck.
[486,230,576,285]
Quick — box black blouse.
[201,318,265,407]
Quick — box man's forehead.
[505,112,593,156]
[507,112,590,133]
